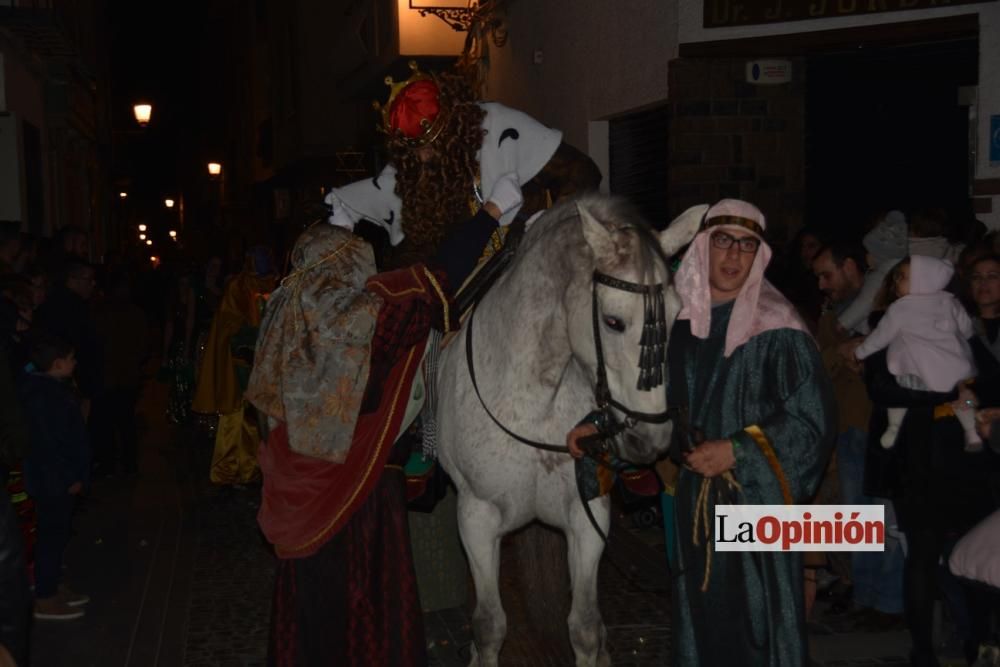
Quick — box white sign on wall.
[746,60,793,85]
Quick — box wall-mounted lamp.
[409,0,478,31]
[133,103,152,127]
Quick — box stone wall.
[666,57,805,244]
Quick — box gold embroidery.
[703,215,764,237]
[282,346,418,555]
[422,267,451,333]
[744,425,793,505]
[367,266,430,298]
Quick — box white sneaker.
[880,427,899,449]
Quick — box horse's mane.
[520,194,670,285]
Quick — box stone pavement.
[23,378,962,666]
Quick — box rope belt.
[691,472,742,592]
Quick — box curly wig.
[385,71,486,268]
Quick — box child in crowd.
[854,255,980,452]
[19,333,91,620]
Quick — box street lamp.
[207,162,222,176]
[146,239,153,246]
[133,103,152,127]
[164,198,175,208]
[169,230,177,239]
[138,224,147,232]
[139,234,146,241]
[119,191,128,199]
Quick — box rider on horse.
[247,64,600,666]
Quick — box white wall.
[678,0,1000,227]
[485,0,678,177]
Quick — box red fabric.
[620,468,663,498]
[388,79,441,139]
[258,264,451,557]
[268,467,426,666]
[258,343,422,558]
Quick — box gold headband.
[703,215,764,237]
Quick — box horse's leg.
[566,498,611,667]
[457,494,506,667]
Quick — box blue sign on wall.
[992,115,1000,165]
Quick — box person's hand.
[566,422,599,460]
[958,385,978,408]
[485,173,522,224]
[837,338,862,362]
[325,193,359,232]
[68,481,83,495]
[976,407,1000,439]
[836,338,864,374]
[683,439,736,478]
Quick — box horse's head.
[565,197,707,464]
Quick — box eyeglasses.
[710,231,760,254]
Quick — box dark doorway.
[804,38,977,238]
[609,105,670,228]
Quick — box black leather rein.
[464,270,671,457]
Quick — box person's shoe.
[34,597,85,621]
[964,437,984,453]
[58,584,90,607]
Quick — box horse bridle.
[465,269,671,459]
[464,265,674,571]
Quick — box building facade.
[0,0,111,255]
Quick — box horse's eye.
[603,315,625,333]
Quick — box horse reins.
[464,267,673,551]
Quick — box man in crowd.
[813,242,905,629]
[34,260,103,421]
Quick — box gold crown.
[373,61,449,148]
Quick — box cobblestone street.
[24,380,930,666]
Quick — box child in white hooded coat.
[854,255,981,452]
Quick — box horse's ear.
[659,204,709,257]
[578,201,616,260]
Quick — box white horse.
[437,196,707,667]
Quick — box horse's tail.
[510,523,573,655]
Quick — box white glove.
[486,173,522,224]
[324,192,359,232]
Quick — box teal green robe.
[669,301,835,667]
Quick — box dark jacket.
[0,343,27,474]
[34,285,103,399]
[18,372,90,499]
[864,347,998,534]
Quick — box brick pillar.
[667,57,805,246]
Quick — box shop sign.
[705,0,995,28]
